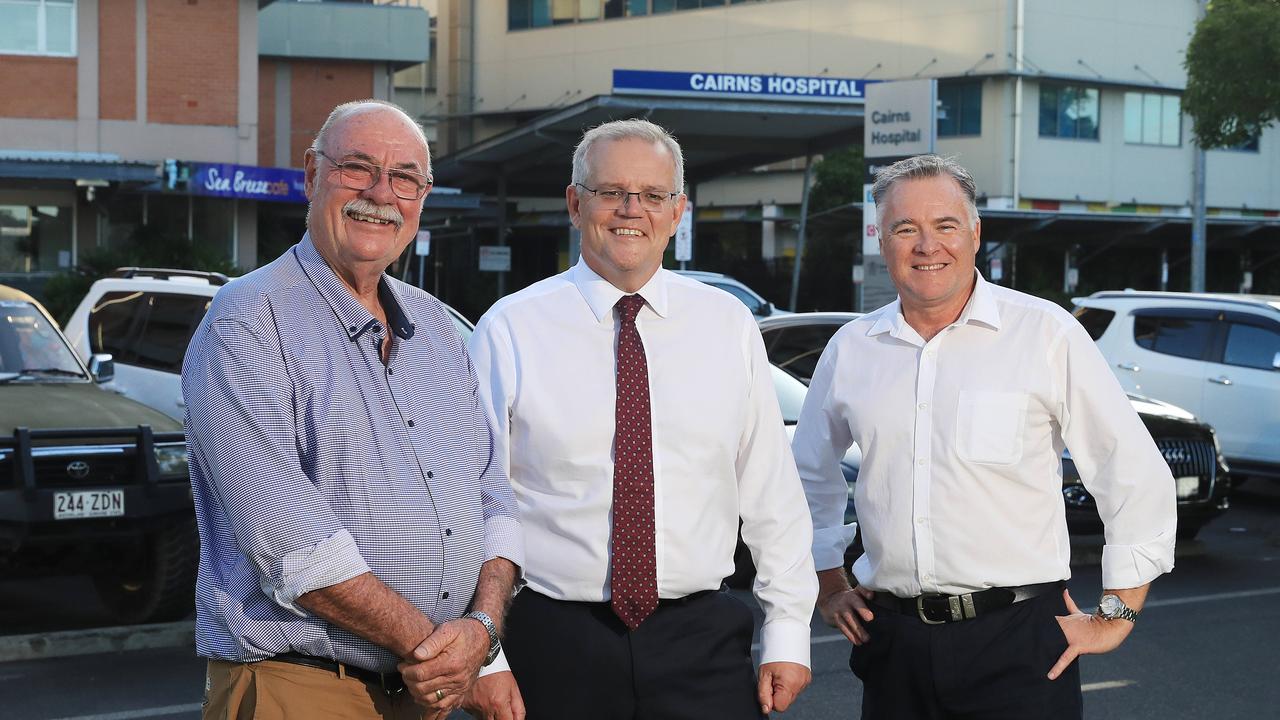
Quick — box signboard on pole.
[674,201,694,262]
[863,78,937,159]
[479,246,511,272]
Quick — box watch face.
[1099,595,1121,616]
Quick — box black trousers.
[504,588,765,720]
[851,586,1082,720]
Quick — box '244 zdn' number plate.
[54,490,125,520]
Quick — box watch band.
[464,611,501,666]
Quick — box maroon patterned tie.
[610,294,658,630]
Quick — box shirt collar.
[569,256,670,322]
[293,232,416,341]
[866,270,1002,341]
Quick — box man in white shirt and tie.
[463,118,818,720]
[792,154,1177,719]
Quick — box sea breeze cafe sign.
[613,69,869,104]
[190,163,307,204]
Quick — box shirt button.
[348,326,358,334]
[918,402,928,410]
[426,471,434,479]
[445,528,452,536]
[372,323,383,334]
[407,419,415,427]
[917,517,927,525]
[442,591,450,599]
[386,367,393,376]
[917,458,926,466]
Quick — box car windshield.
[0,301,86,382]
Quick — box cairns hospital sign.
[613,69,871,104]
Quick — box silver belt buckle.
[916,595,947,624]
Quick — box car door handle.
[1208,376,1233,386]
[1116,362,1140,372]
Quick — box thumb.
[1062,588,1082,615]
[757,667,775,715]
[412,624,456,662]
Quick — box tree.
[1183,0,1280,148]
[807,144,864,215]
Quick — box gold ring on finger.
[435,689,445,701]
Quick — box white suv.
[1072,290,1280,479]
[65,267,477,421]
[64,268,229,421]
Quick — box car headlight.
[155,443,190,479]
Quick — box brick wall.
[99,0,136,121]
[289,61,374,167]
[0,56,76,119]
[258,59,276,167]
[147,0,238,126]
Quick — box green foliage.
[808,145,864,214]
[40,224,236,324]
[1184,0,1280,148]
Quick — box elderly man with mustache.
[183,100,522,720]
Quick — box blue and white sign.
[190,163,307,204]
[613,69,870,104]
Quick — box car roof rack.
[110,267,231,286]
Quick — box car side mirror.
[1273,351,1280,371]
[89,353,115,383]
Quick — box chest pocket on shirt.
[956,390,1028,466]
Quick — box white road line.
[1142,586,1280,609]
[1082,680,1136,692]
[45,703,203,720]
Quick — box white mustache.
[343,198,404,228]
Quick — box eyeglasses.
[574,183,680,212]
[315,150,433,201]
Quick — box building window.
[1039,84,1099,140]
[510,0,757,29]
[0,204,74,277]
[1124,92,1180,146]
[0,0,76,56]
[938,80,982,137]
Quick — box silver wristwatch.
[465,611,502,666]
[1095,594,1139,623]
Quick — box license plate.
[1175,476,1200,500]
[54,490,125,520]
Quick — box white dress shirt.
[793,273,1176,597]
[469,259,818,667]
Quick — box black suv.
[0,284,194,624]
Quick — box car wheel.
[93,517,197,624]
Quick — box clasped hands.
[397,618,491,718]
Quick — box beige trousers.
[203,659,424,720]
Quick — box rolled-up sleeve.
[735,315,818,668]
[792,340,859,573]
[185,316,370,614]
[1051,321,1177,589]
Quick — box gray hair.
[571,118,685,193]
[310,99,431,174]
[871,154,978,231]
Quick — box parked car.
[1072,290,1280,481]
[755,311,1231,541]
[0,284,194,624]
[65,267,474,420]
[673,269,789,318]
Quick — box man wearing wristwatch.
[792,155,1175,719]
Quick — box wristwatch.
[1095,594,1139,623]
[465,611,502,666]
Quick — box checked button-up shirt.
[183,233,522,673]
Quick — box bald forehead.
[327,105,429,164]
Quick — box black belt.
[267,652,406,696]
[872,580,1063,625]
